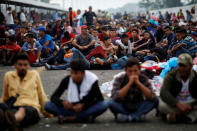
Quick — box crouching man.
[44,59,108,123]
[109,57,158,122]
[160,53,197,123]
[0,53,49,130]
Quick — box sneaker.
[166,113,177,123]
[36,59,39,63]
[58,115,76,124]
[117,114,133,122]
[45,63,51,70]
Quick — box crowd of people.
[0,4,197,130]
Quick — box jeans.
[108,98,158,121]
[144,55,157,61]
[51,48,90,70]
[44,101,108,121]
[159,98,197,122]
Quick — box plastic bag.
[150,76,163,96]
[159,57,178,78]
[100,81,113,97]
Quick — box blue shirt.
[39,34,54,50]
[22,40,42,52]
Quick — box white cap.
[179,22,187,26]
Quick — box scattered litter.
[100,81,113,97]
[150,76,163,96]
[81,124,87,128]
[45,124,51,128]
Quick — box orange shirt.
[67,11,77,22]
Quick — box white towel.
[67,71,98,103]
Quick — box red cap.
[81,25,87,30]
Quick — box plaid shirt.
[111,72,154,102]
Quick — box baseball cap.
[81,25,87,30]
[178,53,193,66]
[39,26,46,31]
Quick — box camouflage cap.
[178,53,193,66]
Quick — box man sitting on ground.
[116,34,132,58]
[22,33,42,64]
[72,25,95,56]
[109,57,158,122]
[160,53,197,123]
[39,27,54,58]
[44,59,108,123]
[0,53,49,130]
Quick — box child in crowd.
[93,36,117,65]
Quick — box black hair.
[141,26,147,30]
[181,28,187,34]
[47,24,52,29]
[164,26,171,30]
[70,59,88,71]
[132,29,139,34]
[175,27,187,34]
[102,26,108,31]
[103,36,110,41]
[92,27,97,31]
[25,33,34,38]
[125,57,140,69]
[110,28,117,31]
[7,7,12,11]
[174,20,179,23]
[121,33,129,39]
[8,35,16,43]
[143,31,150,35]
[64,31,70,39]
[14,52,29,63]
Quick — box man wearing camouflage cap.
[160,53,197,123]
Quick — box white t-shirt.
[20,12,26,22]
[75,14,82,27]
[117,27,124,35]
[116,40,132,55]
[6,11,14,25]
[177,79,193,102]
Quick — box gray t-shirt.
[76,34,93,46]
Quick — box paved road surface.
[0,66,197,131]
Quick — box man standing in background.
[83,6,97,27]
[67,7,77,27]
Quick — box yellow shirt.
[2,70,48,113]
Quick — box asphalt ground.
[0,66,197,131]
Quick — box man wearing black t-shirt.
[83,6,97,27]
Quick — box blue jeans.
[44,101,108,121]
[51,48,90,70]
[144,55,157,61]
[108,98,158,121]
[175,48,190,57]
